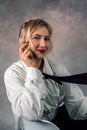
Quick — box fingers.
[19,43,29,53]
[19,43,33,59]
[23,49,33,59]
[18,42,37,67]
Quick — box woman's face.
[23,26,52,59]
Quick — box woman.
[4,18,87,130]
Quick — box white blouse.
[4,58,87,121]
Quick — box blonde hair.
[19,18,53,40]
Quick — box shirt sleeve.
[62,66,87,120]
[4,66,47,121]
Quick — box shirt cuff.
[26,67,43,81]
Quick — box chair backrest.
[22,119,60,130]
[13,112,60,130]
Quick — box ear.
[18,38,25,46]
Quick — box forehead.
[31,26,50,36]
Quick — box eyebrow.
[33,34,50,37]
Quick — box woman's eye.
[33,36,40,40]
[44,37,50,42]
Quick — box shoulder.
[4,60,26,79]
[45,58,70,76]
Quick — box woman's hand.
[19,43,38,68]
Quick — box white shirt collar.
[43,57,54,75]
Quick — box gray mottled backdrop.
[0,0,87,129]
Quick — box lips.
[37,49,46,54]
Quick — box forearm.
[4,67,47,120]
[63,83,87,120]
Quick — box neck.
[37,58,44,72]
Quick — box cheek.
[48,43,53,51]
[29,42,38,51]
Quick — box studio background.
[0,0,87,129]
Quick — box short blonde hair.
[19,18,53,40]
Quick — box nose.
[40,38,46,47]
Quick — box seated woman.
[4,18,87,130]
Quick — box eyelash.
[44,37,50,41]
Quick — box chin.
[36,55,44,60]
[35,54,44,59]
[37,57,44,60]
